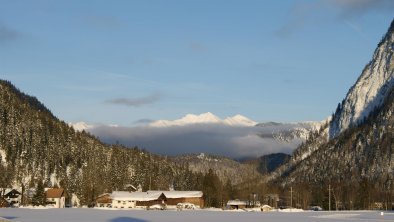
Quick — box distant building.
[46,188,65,208]
[261,205,273,212]
[227,200,247,210]
[150,191,204,208]
[103,190,204,209]
[96,193,112,208]
[1,188,21,207]
[110,191,166,209]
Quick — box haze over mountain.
[71,113,322,159]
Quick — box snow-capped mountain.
[74,113,321,158]
[223,114,258,127]
[149,112,258,127]
[329,20,394,139]
[70,122,94,132]
[272,19,394,188]
[279,20,394,165]
[68,112,322,158]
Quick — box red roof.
[46,188,64,198]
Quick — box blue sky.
[1,0,393,125]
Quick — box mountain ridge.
[149,112,258,127]
[269,19,394,210]
[329,18,394,139]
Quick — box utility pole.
[290,187,293,210]
[149,175,151,190]
[328,184,331,211]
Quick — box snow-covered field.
[0,209,393,222]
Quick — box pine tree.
[32,180,46,206]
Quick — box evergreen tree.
[32,180,46,206]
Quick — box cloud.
[105,92,162,107]
[276,0,394,37]
[86,122,313,159]
[133,118,154,125]
[275,2,321,38]
[326,0,394,18]
[0,22,21,43]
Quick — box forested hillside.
[0,80,204,205]
[0,80,269,208]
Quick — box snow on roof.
[1,188,12,195]
[111,191,164,201]
[97,193,111,198]
[124,184,137,190]
[227,200,247,206]
[1,188,21,196]
[148,191,203,198]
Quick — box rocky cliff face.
[271,19,394,187]
[329,20,394,139]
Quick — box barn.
[149,191,204,208]
[96,193,112,208]
[46,188,65,208]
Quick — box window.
[118,201,121,204]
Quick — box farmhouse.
[96,193,112,208]
[102,190,205,209]
[3,189,21,207]
[111,191,166,209]
[155,191,204,208]
[46,188,65,208]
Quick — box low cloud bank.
[89,123,306,159]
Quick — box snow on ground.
[0,209,393,222]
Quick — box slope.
[270,19,394,210]
[0,80,201,205]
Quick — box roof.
[0,188,13,195]
[4,189,21,196]
[46,188,64,198]
[124,184,137,191]
[97,193,111,198]
[111,191,165,202]
[227,200,247,206]
[96,193,112,204]
[148,191,203,198]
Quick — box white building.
[46,188,65,208]
[110,191,165,209]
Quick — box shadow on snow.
[110,217,149,222]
